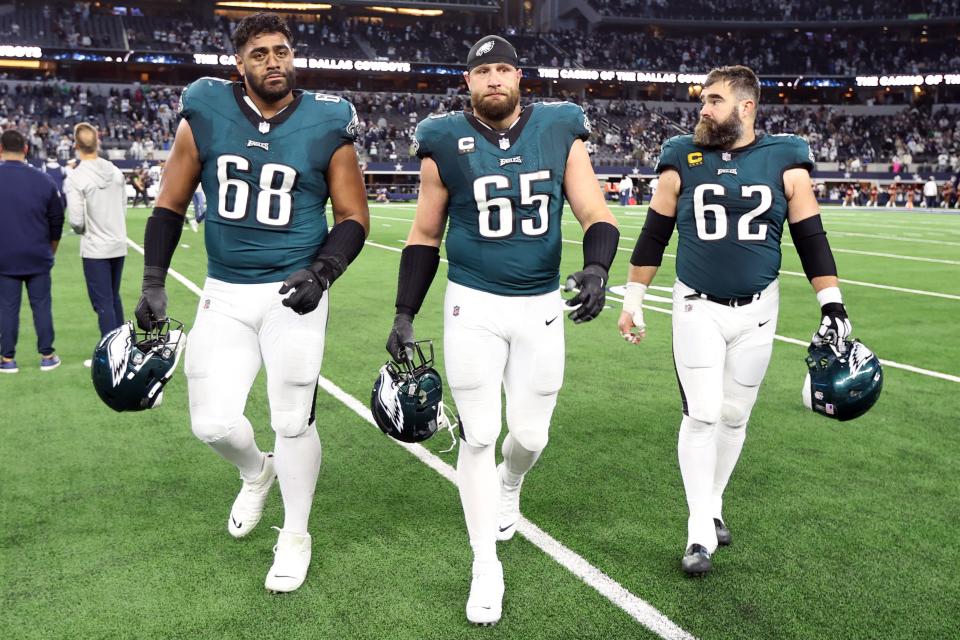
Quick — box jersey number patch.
[693,183,773,241]
[474,171,552,239]
[217,154,298,227]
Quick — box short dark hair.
[231,12,293,52]
[704,65,761,103]
[1,128,26,152]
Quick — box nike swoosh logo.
[759,319,770,327]
[499,522,515,532]
[232,516,242,529]
[545,316,558,326]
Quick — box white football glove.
[811,287,852,349]
[620,281,647,344]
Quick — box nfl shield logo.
[721,152,732,161]
[259,121,270,134]
[684,303,693,312]
[203,299,211,310]
[498,137,510,150]
[453,305,460,317]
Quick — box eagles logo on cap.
[476,40,496,56]
[466,35,520,71]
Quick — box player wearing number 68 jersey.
[134,13,369,593]
[618,66,853,577]
[385,36,619,626]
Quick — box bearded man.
[618,65,852,576]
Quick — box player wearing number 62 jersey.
[385,36,619,626]
[134,13,369,593]
[619,66,853,577]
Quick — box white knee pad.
[679,415,716,446]
[506,426,548,455]
[461,416,501,448]
[272,407,313,439]
[721,398,753,428]
[191,415,246,444]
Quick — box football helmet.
[802,340,883,421]
[371,340,456,446]
[91,319,186,412]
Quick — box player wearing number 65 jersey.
[134,13,369,593]
[384,36,619,626]
[618,66,852,576]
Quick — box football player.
[134,13,369,592]
[384,36,619,625]
[619,66,852,576]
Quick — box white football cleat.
[496,463,522,541]
[265,527,312,593]
[227,453,276,539]
[466,559,504,626]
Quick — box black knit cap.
[466,35,519,71]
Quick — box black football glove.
[279,268,328,315]
[564,264,607,324]
[811,302,852,349]
[135,266,168,331]
[385,313,415,363]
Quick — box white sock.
[457,441,498,563]
[274,422,322,535]
[712,422,747,520]
[205,416,265,481]
[678,415,718,551]
[501,434,541,487]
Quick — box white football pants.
[672,278,779,551]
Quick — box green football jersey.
[656,133,814,298]
[414,102,591,296]
[179,78,358,284]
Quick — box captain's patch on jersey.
[458,137,475,154]
[687,151,703,167]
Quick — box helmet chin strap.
[436,402,459,454]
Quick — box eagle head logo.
[476,40,496,56]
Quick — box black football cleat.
[714,518,732,546]
[682,544,712,577]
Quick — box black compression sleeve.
[582,221,620,272]
[312,219,366,283]
[630,207,676,267]
[395,244,440,317]
[789,215,838,280]
[143,207,184,280]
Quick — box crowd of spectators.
[2,79,958,173]
[590,0,960,20]
[547,27,960,75]
[3,3,960,75]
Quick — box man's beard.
[247,68,296,104]
[472,88,520,123]
[693,111,743,149]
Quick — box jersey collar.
[726,132,764,153]
[464,105,533,152]
[232,82,303,134]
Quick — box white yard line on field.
[563,239,960,301]
[127,236,698,640]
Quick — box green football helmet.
[802,339,883,422]
[91,319,186,412]
[371,340,455,445]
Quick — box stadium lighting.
[366,7,444,16]
[215,1,332,9]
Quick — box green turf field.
[3,204,958,640]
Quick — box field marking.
[603,291,960,384]
[781,243,960,265]
[565,239,960,301]
[826,231,960,247]
[372,216,960,299]
[127,236,697,640]
[317,376,696,640]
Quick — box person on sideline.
[64,122,128,366]
[0,129,65,373]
